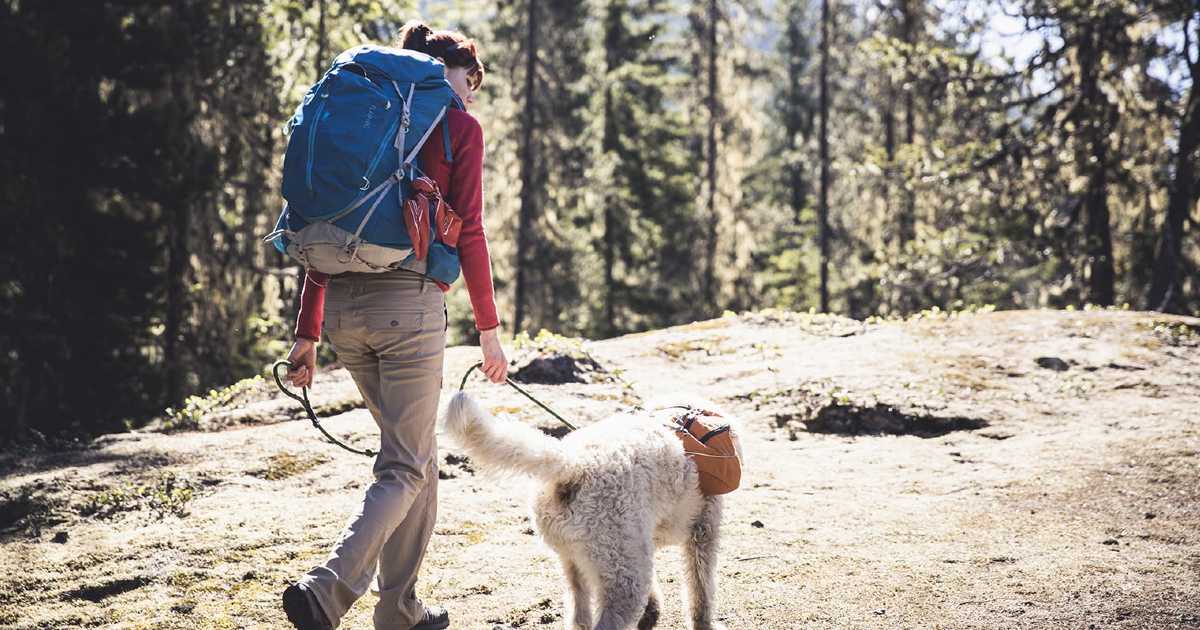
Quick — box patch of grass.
[161,375,266,432]
[511,329,591,359]
[865,303,998,325]
[312,397,364,417]
[78,471,196,519]
[167,570,209,591]
[510,329,642,405]
[737,308,863,335]
[681,316,734,331]
[938,356,998,393]
[252,452,330,481]
[1142,321,1200,347]
[656,335,734,360]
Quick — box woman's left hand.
[479,328,508,383]
[286,338,317,388]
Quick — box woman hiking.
[280,21,507,630]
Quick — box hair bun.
[398,21,433,52]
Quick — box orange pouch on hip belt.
[673,412,742,495]
[409,176,461,250]
[434,198,462,247]
[403,192,431,261]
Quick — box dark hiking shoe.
[282,583,332,630]
[409,605,450,630]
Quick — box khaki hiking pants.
[299,269,447,630]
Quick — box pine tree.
[489,0,593,335]
[817,0,832,312]
[596,0,700,334]
[1148,9,1199,313]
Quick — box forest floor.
[1,308,1199,630]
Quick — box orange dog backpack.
[663,406,743,495]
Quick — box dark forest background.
[1,0,1196,443]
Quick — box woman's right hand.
[479,328,508,384]
[286,338,317,388]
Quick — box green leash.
[271,360,578,458]
[458,362,578,432]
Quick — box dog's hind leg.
[636,571,661,630]
[561,557,593,630]
[683,497,725,630]
[590,531,654,630]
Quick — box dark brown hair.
[396,21,484,90]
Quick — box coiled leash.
[458,362,578,432]
[272,360,377,458]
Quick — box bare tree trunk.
[883,77,895,242]
[602,11,618,335]
[898,0,916,246]
[702,0,719,310]
[1148,19,1199,313]
[1076,23,1115,306]
[514,1,538,333]
[818,0,831,313]
[783,10,806,227]
[164,74,192,408]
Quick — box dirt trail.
[2,309,1198,629]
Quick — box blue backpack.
[263,44,462,284]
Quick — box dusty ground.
[1,308,1198,629]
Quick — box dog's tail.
[442,391,570,479]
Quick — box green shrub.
[79,472,196,519]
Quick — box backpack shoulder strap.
[442,117,454,164]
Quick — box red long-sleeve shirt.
[294,109,499,341]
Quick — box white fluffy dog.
[443,391,736,630]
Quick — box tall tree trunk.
[514,1,539,333]
[784,11,806,227]
[164,73,193,408]
[1076,23,1115,306]
[602,88,617,335]
[601,3,620,336]
[818,0,831,312]
[883,77,895,245]
[702,0,719,309]
[898,0,916,246]
[1148,23,1199,313]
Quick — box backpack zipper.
[305,93,329,194]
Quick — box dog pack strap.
[697,424,731,444]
